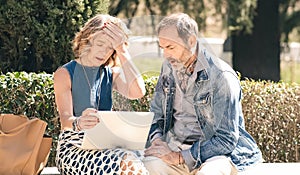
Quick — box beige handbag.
[0,114,52,175]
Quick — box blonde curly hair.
[72,14,130,67]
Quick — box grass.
[132,57,162,76]
[280,61,300,84]
[133,57,300,84]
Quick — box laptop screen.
[81,111,154,150]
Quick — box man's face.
[158,25,193,70]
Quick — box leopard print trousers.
[55,130,149,175]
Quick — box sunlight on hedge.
[241,79,300,162]
[0,72,299,166]
[0,72,60,166]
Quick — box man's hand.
[144,138,182,165]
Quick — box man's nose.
[163,51,171,58]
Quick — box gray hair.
[157,13,198,45]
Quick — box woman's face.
[86,32,114,66]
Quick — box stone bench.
[41,163,300,175]
[41,167,60,175]
[238,163,300,175]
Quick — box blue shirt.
[63,60,113,116]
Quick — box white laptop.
[81,111,154,150]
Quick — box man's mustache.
[166,57,178,63]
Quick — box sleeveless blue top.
[62,60,113,116]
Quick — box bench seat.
[239,163,300,175]
[41,163,300,175]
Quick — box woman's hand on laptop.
[77,108,100,130]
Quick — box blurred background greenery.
[0,0,300,83]
[281,62,300,83]
[0,0,300,166]
[132,58,300,83]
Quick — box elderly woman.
[54,14,148,175]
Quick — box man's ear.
[188,35,197,48]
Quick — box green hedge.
[0,72,60,166]
[0,72,299,166]
[241,79,300,162]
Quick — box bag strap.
[0,115,45,136]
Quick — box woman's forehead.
[93,31,107,43]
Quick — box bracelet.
[76,117,82,131]
[72,117,81,131]
[178,152,183,166]
[72,118,77,131]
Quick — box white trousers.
[143,156,238,175]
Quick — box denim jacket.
[148,45,262,171]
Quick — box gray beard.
[167,58,185,71]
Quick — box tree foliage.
[1,0,299,73]
[0,0,109,73]
[226,0,257,34]
[279,0,300,43]
[109,0,257,35]
[110,0,300,43]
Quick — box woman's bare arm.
[53,67,75,130]
[112,45,146,99]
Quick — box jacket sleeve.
[147,64,167,144]
[190,71,241,170]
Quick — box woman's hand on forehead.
[102,22,126,50]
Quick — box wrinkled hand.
[77,108,100,130]
[103,22,126,50]
[144,138,180,165]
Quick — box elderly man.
[143,13,262,175]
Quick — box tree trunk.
[232,0,280,81]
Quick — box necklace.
[80,58,102,110]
